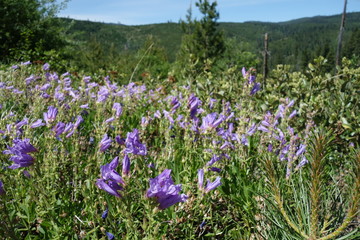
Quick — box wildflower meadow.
[0,60,359,239]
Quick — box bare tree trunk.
[263,33,269,86]
[335,0,347,69]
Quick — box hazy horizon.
[58,0,360,26]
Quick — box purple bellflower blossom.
[101,207,109,219]
[113,103,122,118]
[104,117,115,124]
[122,154,130,176]
[206,154,226,167]
[146,169,188,209]
[74,115,84,129]
[99,134,112,152]
[204,177,222,193]
[115,135,125,145]
[96,157,125,198]
[295,156,309,170]
[52,122,66,137]
[296,144,306,156]
[200,113,226,132]
[209,167,222,173]
[124,129,147,156]
[198,169,204,189]
[188,94,202,119]
[21,61,31,66]
[96,86,110,103]
[4,138,37,169]
[42,63,50,71]
[250,82,261,95]
[170,97,181,113]
[30,119,45,128]
[80,104,89,109]
[8,138,37,153]
[288,110,297,119]
[43,106,58,125]
[106,232,115,240]
[209,98,217,109]
[15,118,28,130]
[154,110,161,119]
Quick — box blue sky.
[58,0,360,25]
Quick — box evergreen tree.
[176,0,225,76]
[0,0,68,62]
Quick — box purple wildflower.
[104,117,115,124]
[43,106,58,125]
[52,122,66,137]
[296,144,306,156]
[154,110,161,119]
[200,113,226,132]
[42,63,50,71]
[206,154,224,166]
[124,129,147,156]
[30,119,45,128]
[80,104,89,109]
[250,82,261,95]
[258,125,270,133]
[209,167,222,173]
[25,75,36,85]
[15,118,28,129]
[21,61,31,65]
[74,116,83,129]
[146,169,188,209]
[4,138,37,169]
[115,135,125,145]
[40,83,51,91]
[163,110,174,124]
[113,103,122,118]
[147,163,155,168]
[275,104,285,120]
[101,208,109,219]
[96,86,110,103]
[209,98,217,109]
[105,232,115,240]
[204,177,222,193]
[288,110,297,119]
[170,97,181,112]
[96,157,125,198]
[246,123,257,136]
[99,134,112,152]
[295,156,309,170]
[122,154,130,176]
[287,99,295,108]
[8,154,34,169]
[241,135,249,146]
[188,94,202,119]
[64,123,74,134]
[198,169,204,189]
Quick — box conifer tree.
[0,0,68,62]
[177,0,225,76]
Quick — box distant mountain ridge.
[62,11,360,68]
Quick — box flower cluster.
[3,138,37,169]
[96,157,125,198]
[124,129,147,156]
[146,169,188,209]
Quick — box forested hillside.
[62,12,360,70]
